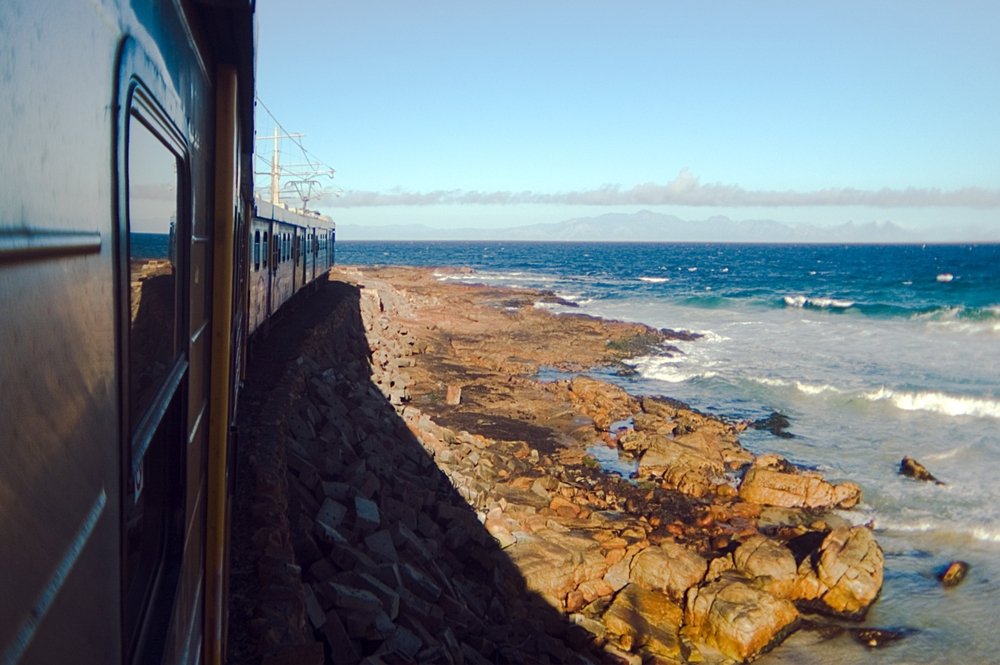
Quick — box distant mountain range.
[335,210,972,243]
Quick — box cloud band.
[328,169,1000,209]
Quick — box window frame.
[115,43,190,665]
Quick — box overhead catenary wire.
[255,95,337,177]
[253,96,340,210]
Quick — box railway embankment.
[228,266,884,665]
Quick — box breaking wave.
[863,388,1000,420]
[782,294,856,310]
[748,376,846,396]
[626,355,719,384]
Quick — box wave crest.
[626,356,719,383]
[864,388,1000,419]
[782,294,855,310]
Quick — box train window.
[253,230,260,271]
[127,116,179,430]
[262,231,268,268]
[122,96,187,662]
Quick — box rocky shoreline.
[228,266,886,664]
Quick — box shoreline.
[231,265,889,664]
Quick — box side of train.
[0,2,333,664]
[250,199,336,335]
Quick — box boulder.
[748,412,794,438]
[631,411,675,438]
[629,539,708,602]
[938,560,969,587]
[739,457,861,510]
[899,456,944,485]
[506,528,606,608]
[618,428,658,456]
[637,435,727,498]
[795,526,884,619]
[732,535,798,599]
[849,626,914,648]
[566,376,638,429]
[684,573,799,663]
[603,584,683,660]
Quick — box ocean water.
[339,241,1000,663]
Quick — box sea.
[338,241,1000,664]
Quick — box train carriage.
[248,199,335,336]
[0,2,333,664]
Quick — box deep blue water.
[130,232,170,259]
[338,241,1000,322]
[340,241,1000,664]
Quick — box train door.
[297,227,306,288]
[119,63,192,662]
[268,224,279,316]
[309,228,318,281]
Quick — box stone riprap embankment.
[229,266,884,665]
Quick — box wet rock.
[938,560,969,587]
[899,456,944,485]
[684,573,799,663]
[795,526,884,619]
[637,434,727,498]
[567,375,638,430]
[739,456,862,510]
[749,411,794,438]
[849,626,914,648]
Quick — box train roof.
[255,196,335,230]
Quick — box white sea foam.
[874,519,937,534]
[627,355,718,383]
[553,291,586,303]
[863,388,1000,419]
[871,517,1000,545]
[922,446,964,461]
[750,376,790,388]
[533,301,560,311]
[748,376,844,396]
[720,267,730,273]
[782,295,855,309]
[926,319,1000,336]
[436,270,558,286]
[795,381,844,395]
[639,276,670,283]
[697,330,728,343]
[972,528,1000,543]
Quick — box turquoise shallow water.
[341,241,1000,663]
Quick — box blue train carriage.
[0,1,255,664]
[249,198,336,335]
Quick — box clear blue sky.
[255,1,1000,240]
